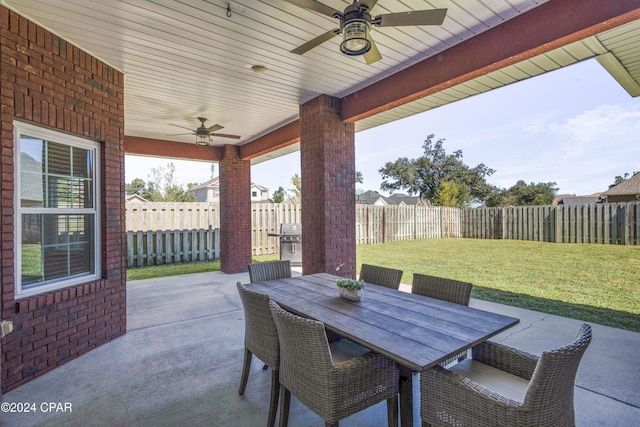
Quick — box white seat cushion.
[448,359,530,403]
[329,339,370,364]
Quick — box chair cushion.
[448,359,530,403]
[329,339,370,364]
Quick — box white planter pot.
[338,287,363,301]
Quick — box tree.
[356,171,363,184]
[126,162,196,202]
[289,173,301,199]
[125,178,146,196]
[379,134,496,204]
[270,186,287,203]
[486,181,558,207]
[433,181,471,207]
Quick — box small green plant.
[336,278,365,291]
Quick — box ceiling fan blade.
[169,124,197,131]
[283,0,341,18]
[167,132,194,136]
[211,133,241,140]
[376,8,447,27]
[207,124,224,132]
[360,0,379,11]
[363,35,382,65]
[291,29,339,55]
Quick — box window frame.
[14,121,102,298]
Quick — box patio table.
[250,273,519,426]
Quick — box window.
[251,191,258,197]
[14,122,101,297]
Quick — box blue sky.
[125,58,640,198]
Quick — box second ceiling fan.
[286,0,447,64]
[170,117,241,146]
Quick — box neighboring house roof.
[126,194,148,203]
[387,193,429,206]
[188,177,219,192]
[20,152,43,205]
[187,177,268,193]
[556,196,600,205]
[601,173,640,196]
[357,190,388,205]
[552,194,575,205]
[357,191,428,206]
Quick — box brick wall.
[300,94,356,278]
[0,6,126,392]
[219,145,252,273]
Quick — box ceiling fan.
[285,0,447,64]
[169,117,241,146]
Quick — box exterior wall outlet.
[1,320,13,337]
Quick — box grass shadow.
[472,285,640,333]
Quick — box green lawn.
[357,239,640,332]
[126,239,640,332]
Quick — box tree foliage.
[125,162,196,202]
[486,180,558,207]
[378,134,496,205]
[289,173,302,199]
[270,186,287,203]
[434,181,471,207]
[125,178,146,197]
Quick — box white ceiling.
[3,0,639,164]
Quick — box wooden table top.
[249,273,520,372]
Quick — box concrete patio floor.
[2,270,639,427]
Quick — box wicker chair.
[248,260,292,283]
[412,273,473,365]
[420,323,592,427]
[236,282,280,427]
[268,300,399,427]
[411,273,472,306]
[359,264,403,290]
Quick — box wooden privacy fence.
[125,201,640,267]
[252,203,302,255]
[126,202,302,266]
[461,202,640,245]
[126,226,220,268]
[356,205,461,244]
[126,202,221,268]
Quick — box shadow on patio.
[3,271,639,426]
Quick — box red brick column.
[219,145,252,273]
[300,95,356,278]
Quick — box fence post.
[554,206,561,243]
[126,231,134,268]
[623,203,630,245]
[382,206,387,243]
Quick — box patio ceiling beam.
[239,120,300,160]
[340,0,640,123]
[124,136,223,162]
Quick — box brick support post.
[219,145,252,273]
[300,95,356,278]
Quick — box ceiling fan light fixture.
[340,19,371,56]
[196,133,211,146]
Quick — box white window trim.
[14,121,102,298]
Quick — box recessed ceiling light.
[251,65,267,73]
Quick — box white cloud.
[548,104,640,144]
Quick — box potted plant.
[336,278,365,301]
